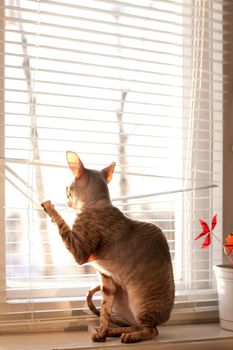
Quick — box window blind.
[0,0,231,333]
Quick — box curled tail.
[87,285,129,327]
[87,285,101,317]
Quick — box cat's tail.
[87,285,101,317]
[87,285,129,327]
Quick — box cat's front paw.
[41,200,54,215]
[92,330,107,342]
[88,325,107,342]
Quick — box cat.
[41,151,175,343]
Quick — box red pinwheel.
[194,214,217,249]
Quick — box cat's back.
[81,204,166,245]
[83,205,172,270]
[114,216,172,272]
[107,205,169,251]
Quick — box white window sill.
[0,323,233,350]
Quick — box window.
[0,0,230,332]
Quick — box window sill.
[0,323,233,350]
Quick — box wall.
[223,1,233,263]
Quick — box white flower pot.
[214,264,233,331]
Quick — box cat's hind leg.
[107,325,139,337]
[121,326,158,343]
[118,296,159,343]
[118,303,160,343]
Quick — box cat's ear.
[66,151,85,179]
[101,162,116,184]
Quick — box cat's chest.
[89,259,122,284]
[90,259,112,276]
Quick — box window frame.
[1,0,231,333]
[0,2,6,303]
[222,0,233,265]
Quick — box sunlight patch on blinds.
[0,0,231,332]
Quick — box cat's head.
[66,151,116,211]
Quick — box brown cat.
[41,151,175,343]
